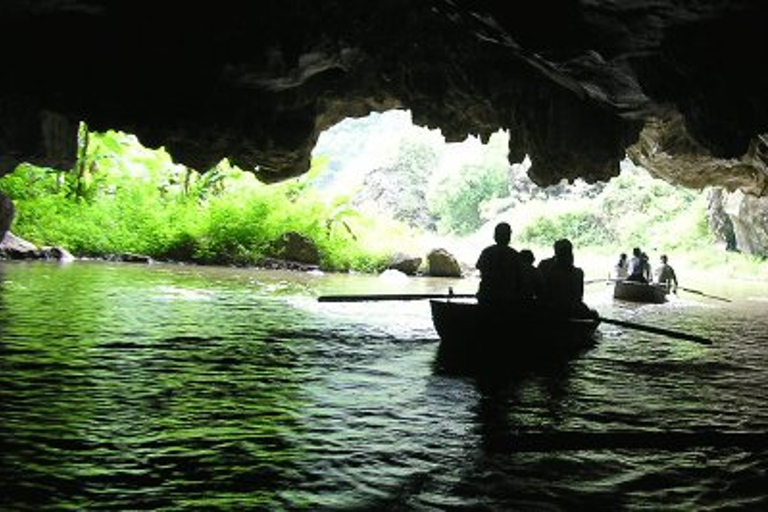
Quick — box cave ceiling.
[1,0,767,193]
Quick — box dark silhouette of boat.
[430,299,600,374]
[613,280,668,304]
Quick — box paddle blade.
[599,316,713,345]
[679,287,731,302]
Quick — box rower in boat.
[653,254,679,293]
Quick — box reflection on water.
[1,261,767,510]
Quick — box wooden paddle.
[318,294,713,345]
[317,293,475,302]
[595,316,713,345]
[584,278,620,285]
[678,286,731,303]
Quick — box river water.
[1,260,767,511]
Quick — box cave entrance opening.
[310,108,719,273]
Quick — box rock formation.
[427,248,462,278]
[1,1,767,249]
[708,189,768,256]
[1,1,765,185]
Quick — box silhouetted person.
[519,248,545,301]
[626,247,648,283]
[536,239,566,284]
[538,238,589,316]
[476,222,522,306]
[641,252,651,281]
[654,254,679,293]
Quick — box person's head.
[554,238,572,257]
[520,249,534,265]
[632,247,641,257]
[554,238,573,267]
[619,253,627,263]
[660,254,668,264]
[493,222,511,245]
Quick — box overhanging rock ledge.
[0,1,766,193]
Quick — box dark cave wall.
[0,0,766,246]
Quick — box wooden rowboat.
[613,280,668,304]
[430,299,600,374]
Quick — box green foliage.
[0,130,411,272]
[0,163,62,199]
[518,206,616,247]
[516,162,704,251]
[0,117,726,273]
[427,133,511,235]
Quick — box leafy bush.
[427,133,511,235]
[0,129,413,272]
[518,207,616,247]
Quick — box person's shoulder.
[478,244,495,256]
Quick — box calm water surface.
[1,260,767,511]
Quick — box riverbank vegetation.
[0,127,411,271]
[1,112,765,279]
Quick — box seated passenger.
[519,248,545,301]
[476,222,522,306]
[613,252,628,280]
[625,247,648,283]
[538,238,590,316]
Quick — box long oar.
[678,286,731,303]
[320,295,713,344]
[317,293,475,303]
[597,316,713,345]
[585,278,620,285]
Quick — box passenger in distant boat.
[519,248,545,301]
[654,254,679,293]
[475,222,522,306]
[612,252,629,279]
[538,238,591,316]
[641,252,652,281]
[626,247,648,283]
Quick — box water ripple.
[1,261,767,510]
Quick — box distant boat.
[613,280,668,304]
[430,299,600,374]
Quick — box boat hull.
[430,300,599,374]
[613,281,667,304]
